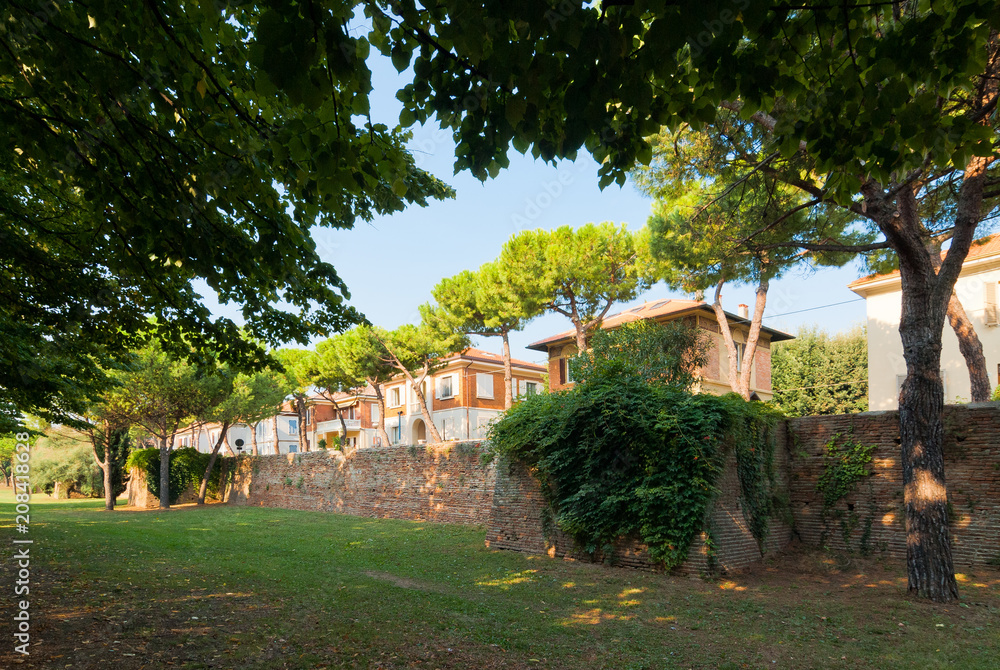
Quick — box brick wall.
[785,404,1000,567]
[227,442,496,526]
[484,448,793,574]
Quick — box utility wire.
[763,298,864,319]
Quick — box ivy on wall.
[815,432,878,552]
[126,447,230,503]
[489,380,781,570]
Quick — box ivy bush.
[489,320,781,570]
[126,447,229,503]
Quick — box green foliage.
[569,319,708,391]
[771,327,869,417]
[32,444,102,497]
[489,369,781,569]
[318,438,328,450]
[2,0,458,431]
[127,447,228,504]
[816,433,878,512]
[500,223,652,345]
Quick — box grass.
[1,491,998,669]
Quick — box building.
[849,235,1000,410]
[305,385,382,450]
[527,298,793,400]
[380,348,547,445]
[173,408,301,455]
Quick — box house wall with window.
[379,349,547,445]
[532,300,789,400]
[850,235,1000,409]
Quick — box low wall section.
[785,404,1000,567]
[227,442,496,526]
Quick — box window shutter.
[986,282,998,326]
[559,358,566,385]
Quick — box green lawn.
[1,491,998,669]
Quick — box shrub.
[490,323,779,570]
[126,447,228,503]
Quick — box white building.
[849,235,1000,410]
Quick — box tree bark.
[272,414,280,454]
[711,279,750,400]
[369,379,391,447]
[737,276,769,398]
[295,394,309,451]
[946,294,991,401]
[90,428,114,511]
[337,406,348,449]
[197,420,231,505]
[407,364,443,443]
[501,330,514,409]
[250,421,259,456]
[158,431,172,509]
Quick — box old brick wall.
[785,404,1000,567]
[227,442,496,526]
[484,448,793,574]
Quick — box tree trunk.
[337,407,348,449]
[250,421,259,456]
[711,279,749,400]
[295,395,309,451]
[407,365,443,443]
[158,432,172,509]
[369,379,391,447]
[737,276,770,398]
[91,429,114,511]
[272,414,280,454]
[501,330,514,409]
[946,293,991,402]
[197,421,230,505]
[222,430,236,457]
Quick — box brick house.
[527,298,792,400]
[380,348,547,445]
[305,385,382,450]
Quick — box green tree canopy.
[771,327,869,418]
[501,223,650,352]
[1,0,453,431]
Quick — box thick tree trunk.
[369,380,391,447]
[91,431,114,511]
[897,274,959,602]
[501,331,513,409]
[946,294,991,402]
[737,276,769,398]
[197,421,230,505]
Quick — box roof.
[849,235,1000,294]
[438,348,547,372]
[308,383,378,405]
[527,298,794,352]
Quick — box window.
[437,375,454,399]
[735,343,745,372]
[288,444,297,453]
[559,358,566,385]
[476,373,494,399]
[524,381,539,396]
[305,409,311,425]
[371,403,380,425]
[389,387,401,407]
[179,436,190,448]
[288,418,298,434]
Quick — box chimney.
[737,304,749,319]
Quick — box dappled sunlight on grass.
[475,569,538,589]
[717,580,748,591]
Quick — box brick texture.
[227,442,496,526]
[784,404,1000,567]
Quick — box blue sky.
[206,54,870,364]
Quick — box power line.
[763,298,864,319]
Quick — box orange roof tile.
[527,298,793,351]
[439,348,547,371]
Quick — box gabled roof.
[437,347,547,372]
[527,298,794,352]
[849,234,1000,295]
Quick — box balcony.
[316,419,361,433]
